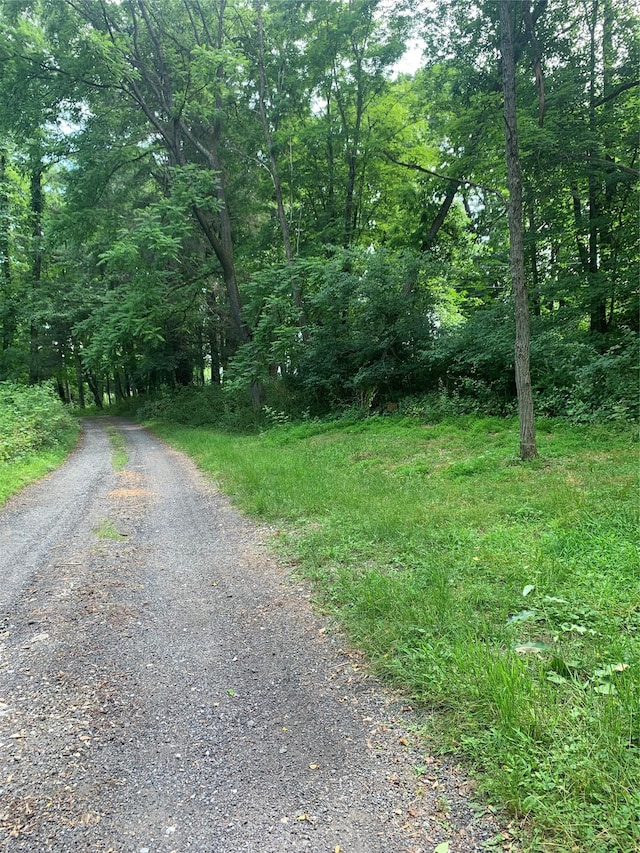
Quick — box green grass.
[147,414,640,853]
[106,424,128,470]
[93,518,127,539]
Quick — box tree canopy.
[0,0,637,432]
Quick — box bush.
[0,382,77,463]
[534,328,639,422]
[136,384,227,426]
[136,384,264,432]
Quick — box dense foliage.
[0,0,637,421]
[0,382,77,463]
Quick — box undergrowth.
[148,413,639,853]
[0,382,79,505]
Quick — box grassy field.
[148,414,639,853]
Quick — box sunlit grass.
[148,414,639,852]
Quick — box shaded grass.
[147,414,639,852]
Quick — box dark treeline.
[0,0,637,427]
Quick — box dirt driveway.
[0,419,504,852]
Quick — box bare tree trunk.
[499,1,537,460]
[29,165,43,385]
[75,353,86,409]
[0,151,15,359]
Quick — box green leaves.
[0,382,75,463]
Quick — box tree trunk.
[499,1,537,460]
[0,151,15,359]
[74,353,86,409]
[586,0,608,335]
[29,165,43,385]
[86,371,103,409]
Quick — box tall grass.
[148,414,639,852]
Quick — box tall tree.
[39,0,252,347]
[499,1,537,459]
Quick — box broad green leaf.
[508,609,537,623]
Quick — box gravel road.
[0,418,508,852]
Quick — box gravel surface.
[0,418,510,852]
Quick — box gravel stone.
[0,418,510,852]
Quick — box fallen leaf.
[309,763,319,770]
[434,843,450,853]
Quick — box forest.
[0,0,637,436]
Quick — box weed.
[94,519,127,540]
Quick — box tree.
[0,0,635,421]
[499,1,537,459]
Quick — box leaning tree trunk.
[499,1,537,460]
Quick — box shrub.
[136,384,227,426]
[0,382,76,463]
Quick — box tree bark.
[0,151,15,358]
[29,165,44,385]
[499,1,537,460]
[586,0,608,335]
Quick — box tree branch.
[593,78,640,107]
[381,149,507,202]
